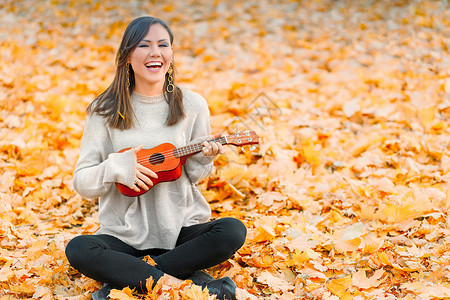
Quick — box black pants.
[65,217,246,292]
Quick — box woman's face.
[128,23,173,95]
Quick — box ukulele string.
[135,136,229,165]
[136,138,224,163]
[146,133,253,162]
[136,131,256,165]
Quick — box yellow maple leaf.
[326,276,352,298]
[0,260,14,282]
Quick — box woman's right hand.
[131,145,158,192]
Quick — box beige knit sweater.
[73,88,214,250]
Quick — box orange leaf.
[108,287,136,300]
[252,226,275,243]
[326,276,352,298]
[143,255,157,266]
[352,269,385,289]
[181,284,211,300]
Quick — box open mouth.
[145,61,163,69]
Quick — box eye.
[159,44,169,47]
[138,44,148,48]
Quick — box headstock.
[225,131,259,149]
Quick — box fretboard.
[174,136,228,158]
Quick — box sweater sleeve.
[72,114,136,200]
[183,94,215,184]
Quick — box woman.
[65,16,246,300]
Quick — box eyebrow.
[141,39,169,43]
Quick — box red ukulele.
[116,131,259,197]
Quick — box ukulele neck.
[173,136,228,158]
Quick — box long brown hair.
[88,16,185,130]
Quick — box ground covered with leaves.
[0,0,449,299]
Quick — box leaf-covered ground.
[0,0,449,299]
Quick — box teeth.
[146,62,162,67]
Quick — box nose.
[148,44,161,57]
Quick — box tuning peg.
[240,147,245,152]
[249,146,256,151]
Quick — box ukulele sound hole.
[149,153,165,165]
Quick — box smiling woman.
[64,16,246,300]
[86,17,185,130]
[128,23,173,96]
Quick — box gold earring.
[126,63,130,90]
[166,63,174,93]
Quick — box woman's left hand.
[201,133,225,156]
